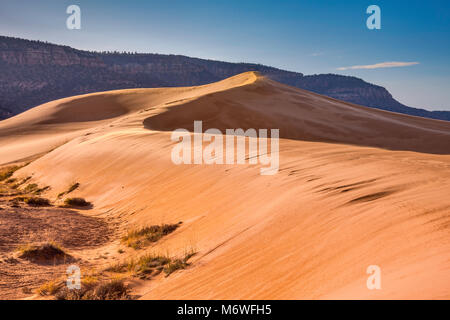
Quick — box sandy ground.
[0,72,449,299]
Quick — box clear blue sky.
[1,0,449,110]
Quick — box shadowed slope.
[143,75,450,154]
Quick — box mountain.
[0,35,449,121]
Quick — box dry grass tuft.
[10,196,50,206]
[18,242,71,263]
[106,250,195,279]
[37,280,62,296]
[24,197,50,206]
[0,166,20,182]
[122,222,181,249]
[55,279,129,300]
[64,197,91,207]
[58,183,80,198]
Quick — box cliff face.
[0,48,105,67]
[0,36,448,121]
[298,74,400,109]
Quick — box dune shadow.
[142,86,450,155]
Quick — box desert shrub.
[0,166,20,181]
[81,275,99,287]
[67,183,80,194]
[58,183,80,198]
[23,183,38,193]
[64,197,91,207]
[24,197,50,206]
[106,254,170,279]
[93,280,128,300]
[55,279,129,300]
[107,251,195,279]
[163,259,188,276]
[163,251,196,276]
[11,176,31,189]
[10,196,27,203]
[37,280,62,296]
[122,222,181,249]
[34,186,50,195]
[18,243,70,263]
[134,255,170,277]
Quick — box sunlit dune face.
[0,72,449,300]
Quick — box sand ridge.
[0,72,449,299]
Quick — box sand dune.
[1,72,449,299]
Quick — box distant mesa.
[0,35,449,122]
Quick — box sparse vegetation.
[24,197,50,206]
[10,196,50,206]
[122,222,181,249]
[67,182,80,194]
[18,243,71,263]
[23,183,38,193]
[64,197,91,207]
[163,259,189,276]
[58,182,80,198]
[81,275,100,287]
[106,254,169,278]
[37,280,61,296]
[0,166,20,181]
[106,251,195,279]
[18,182,50,195]
[54,279,129,300]
[10,176,31,189]
[34,186,50,195]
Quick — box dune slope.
[1,72,449,299]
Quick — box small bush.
[58,183,80,198]
[34,186,50,195]
[55,279,129,300]
[10,196,27,203]
[93,280,128,300]
[23,183,38,193]
[67,183,80,194]
[106,251,195,279]
[81,275,99,287]
[24,197,50,206]
[18,243,70,263]
[64,197,91,207]
[37,280,62,296]
[106,254,170,279]
[163,251,196,276]
[163,259,188,276]
[12,176,31,189]
[122,223,181,249]
[0,166,20,181]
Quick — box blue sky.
[1,0,449,110]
